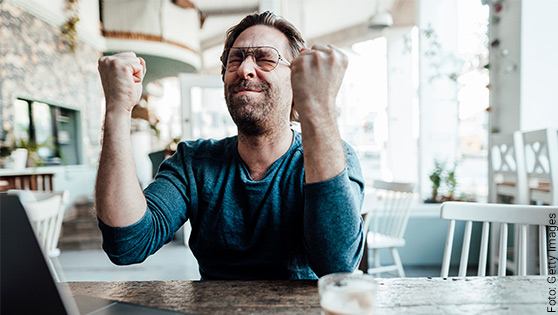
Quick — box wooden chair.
[440,201,555,277]
[360,180,415,277]
[522,128,558,206]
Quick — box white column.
[520,0,558,131]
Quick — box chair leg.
[374,249,382,277]
[358,247,369,273]
[391,247,405,277]
[48,257,62,282]
[373,249,380,267]
[489,223,499,276]
[508,224,520,276]
[369,249,382,277]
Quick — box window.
[13,99,81,166]
[338,38,392,185]
[337,0,488,202]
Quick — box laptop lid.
[1,193,79,314]
[1,194,183,315]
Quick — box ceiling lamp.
[367,9,393,29]
[367,1,393,29]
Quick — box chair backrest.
[440,201,556,277]
[488,131,528,204]
[363,180,415,240]
[522,128,558,205]
[8,190,69,257]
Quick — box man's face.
[223,25,293,136]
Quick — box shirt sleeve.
[98,144,190,265]
[302,142,365,276]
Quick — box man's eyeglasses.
[221,46,291,72]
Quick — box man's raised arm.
[290,44,348,183]
[95,52,148,227]
[291,44,365,275]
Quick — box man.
[95,11,364,280]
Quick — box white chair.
[9,190,69,282]
[360,180,415,277]
[488,131,528,204]
[440,201,555,277]
[488,131,528,275]
[522,128,558,206]
[8,190,69,257]
[521,128,558,279]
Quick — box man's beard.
[225,79,285,137]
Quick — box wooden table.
[69,276,548,314]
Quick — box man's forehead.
[232,25,290,55]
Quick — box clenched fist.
[98,52,146,116]
[290,44,348,124]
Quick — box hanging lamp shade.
[367,10,393,29]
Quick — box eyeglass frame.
[220,46,291,72]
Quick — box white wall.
[7,0,66,25]
[520,0,558,131]
[8,0,105,50]
[488,0,522,134]
[489,0,558,133]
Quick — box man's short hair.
[220,11,305,77]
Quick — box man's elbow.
[310,249,363,277]
[101,240,149,266]
[104,250,147,266]
[310,234,364,277]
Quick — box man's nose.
[236,55,257,79]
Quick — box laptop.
[0,194,183,314]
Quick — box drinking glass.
[318,272,377,315]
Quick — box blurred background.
[1,0,557,279]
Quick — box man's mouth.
[229,80,269,97]
[235,88,261,93]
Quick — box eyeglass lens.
[226,47,280,72]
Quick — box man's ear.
[290,101,299,122]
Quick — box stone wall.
[0,1,103,165]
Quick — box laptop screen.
[0,194,70,314]
[0,194,183,315]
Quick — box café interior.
[1,0,557,313]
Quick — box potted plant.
[0,142,14,166]
[425,160,475,203]
[15,137,61,167]
[440,163,457,202]
[0,130,28,170]
[426,160,445,203]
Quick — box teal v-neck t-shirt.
[99,130,365,280]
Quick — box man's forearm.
[95,113,147,227]
[299,110,345,183]
[290,45,348,183]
